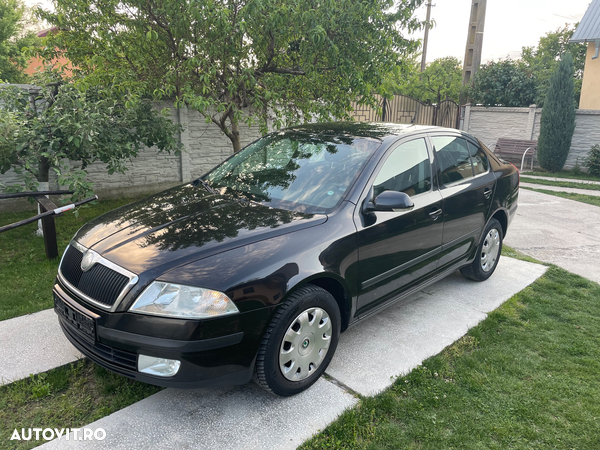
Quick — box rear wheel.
[460,218,503,281]
[254,285,341,396]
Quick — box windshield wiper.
[193,178,218,195]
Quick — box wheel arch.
[287,273,353,332]
[488,208,508,238]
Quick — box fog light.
[138,355,181,377]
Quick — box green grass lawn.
[1,248,599,449]
[520,176,600,191]
[526,170,600,182]
[0,360,161,450]
[301,265,600,450]
[0,197,142,322]
[521,187,600,208]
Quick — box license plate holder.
[54,294,96,341]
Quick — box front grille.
[60,245,130,308]
[61,319,137,373]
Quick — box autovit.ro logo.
[10,428,106,442]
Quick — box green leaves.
[469,25,585,108]
[0,0,40,83]
[521,24,586,107]
[537,53,576,173]
[0,70,183,200]
[469,59,536,107]
[38,0,426,152]
[393,57,463,105]
[587,145,600,177]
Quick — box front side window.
[431,136,474,185]
[373,138,431,197]
[205,131,380,213]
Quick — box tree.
[0,70,182,199]
[469,58,536,107]
[38,0,426,153]
[0,0,38,82]
[521,24,586,107]
[394,57,462,104]
[537,53,576,173]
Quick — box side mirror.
[365,190,414,213]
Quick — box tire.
[254,285,341,396]
[460,218,503,282]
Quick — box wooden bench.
[493,138,537,171]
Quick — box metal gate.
[350,94,460,129]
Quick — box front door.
[355,137,444,313]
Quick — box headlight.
[129,282,239,319]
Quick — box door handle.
[429,208,442,220]
[484,188,492,200]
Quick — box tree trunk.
[230,116,242,153]
[37,157,51,183]
[35,157,51,237]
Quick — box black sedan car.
[54,123,518,396]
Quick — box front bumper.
[54,281,274,389]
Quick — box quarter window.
[467,141,489,176]
[431,136,474,185]
[373,138,431,197]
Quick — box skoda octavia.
[54,123,519,396]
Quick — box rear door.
[430,134,496,269]
[354,137,444,313]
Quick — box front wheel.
[460,218,503,281]
[254,285,341,396]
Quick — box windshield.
[204,130,380,213]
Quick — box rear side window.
[467,141,489,176]
[373,138,431,197]
[431,136,474,185]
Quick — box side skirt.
[348,258,470,328]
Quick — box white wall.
[461,105,600,170]
[0,102,263,211]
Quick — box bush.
[537,53,576,172]
[469,59,536,107]
[588,144,600,177]
[571,158,583,176]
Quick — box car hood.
[73,184,327,275]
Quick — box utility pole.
[420,2,433,72]
[461,0,487,87]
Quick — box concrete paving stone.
[29,257,545,449]
[520,182,600,197]
[505,189,600,284]
[4,185,591,449]
[0,309,82,385]
[325,257,547,396]
[38,378,357,450]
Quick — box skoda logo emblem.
[81,250,97,272]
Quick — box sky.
[25,0,592,64]
[414,0,592,64]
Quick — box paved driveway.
[505,188,600,284]
[38,257,546,450]
[0,309,82,385]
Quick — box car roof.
[282,122,448,141]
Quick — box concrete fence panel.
[461,104,600,170]
[0,102,263,211]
